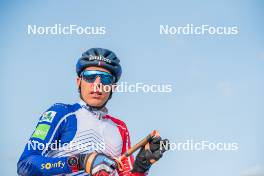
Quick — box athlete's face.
[77,66,112,107]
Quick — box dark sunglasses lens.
[82,71,114,85]
[82,74,97,83]
[101,75,113,85]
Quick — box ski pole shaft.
[117,130,159,168]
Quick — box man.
[17,48,168,176]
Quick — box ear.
[76,77,81,88]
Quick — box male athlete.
[17,48,168,176]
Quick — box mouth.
[90,91,103,98]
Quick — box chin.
[88,100,105,107]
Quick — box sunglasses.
[81,70,115,85]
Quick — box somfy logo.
[41,161,65,170]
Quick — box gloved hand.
[132,137,169,173]
[68,152,117,176]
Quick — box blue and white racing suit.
[17,100,145,176]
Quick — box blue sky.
[1,0,263,175]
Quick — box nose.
[93,76,101,84]
[90,76,102,93]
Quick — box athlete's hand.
[69,152,118,176]
[132,137,169,173]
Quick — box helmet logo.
[88,55,112,64]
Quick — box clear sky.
[1,0,263,175]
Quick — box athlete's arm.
[17,104,75,176]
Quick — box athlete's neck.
[79,99,108,114]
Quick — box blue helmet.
[76,48,122,82]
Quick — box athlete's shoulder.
[40,102,81,123]
[50,102,81,112]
